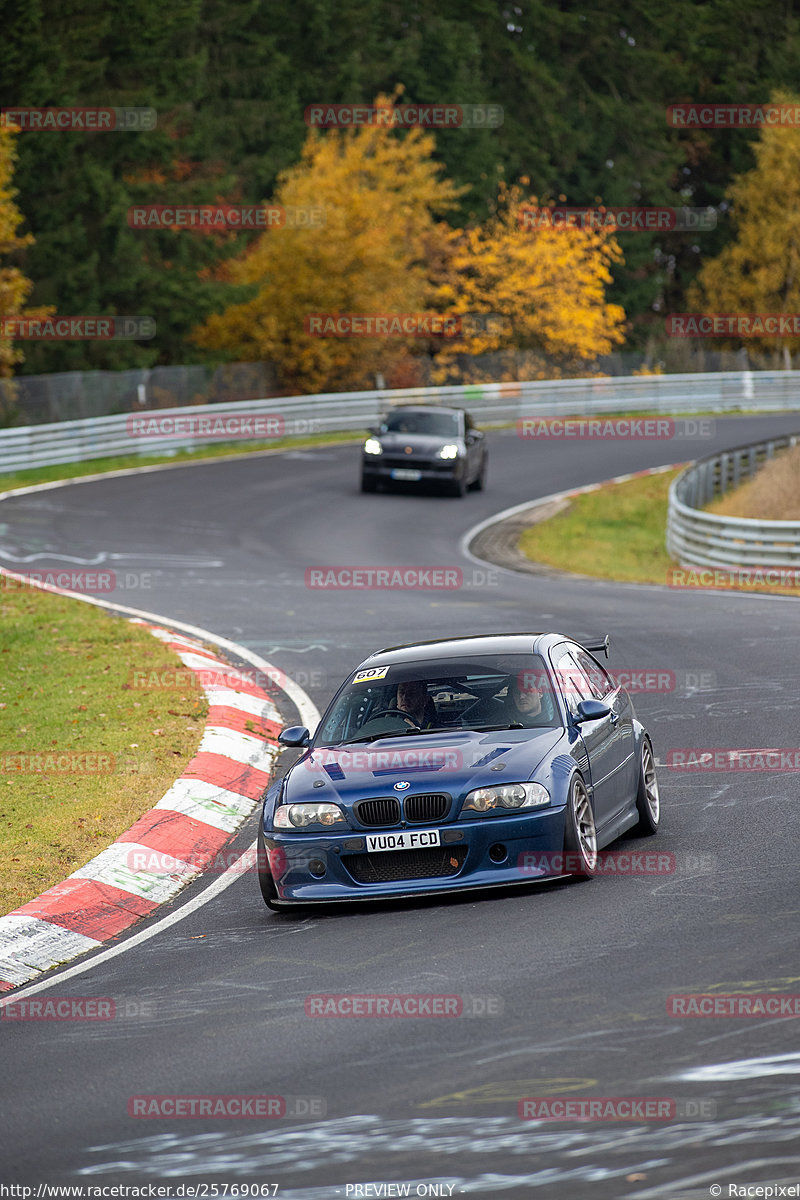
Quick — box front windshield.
[381,410,460,438]
[315,654,561,747]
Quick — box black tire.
[450,474,467,498]
[563,775,598,878]
[361,473,378,493]
[257,825,281,911]
[468,453,487,491]
[632,737,660,835]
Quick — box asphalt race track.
[1,414,799,1198]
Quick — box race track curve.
[1,413,799,1199]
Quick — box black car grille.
[354,797,401,827]
[404,793,450,823]
[377,456,452,474]
[344,845,468,884]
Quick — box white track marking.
[0,588,319,1007]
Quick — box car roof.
[357,632,566,668]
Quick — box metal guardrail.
[667,434,800,569]
[2,369,800,476]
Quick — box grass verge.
[517,468,800,596]
[0,430,365,496]
[0,585,207,915]
[518,470,682,585]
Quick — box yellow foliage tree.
[0,125,37,379]
[193,94,463,393]
[689,91,800,365]
[431,183,627,382]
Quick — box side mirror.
[574,699,612,724]
[278,725,311,748]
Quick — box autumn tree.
[0,125,37,380]
[688,93,800,366]
[193,96,463,393]
[430,183,627,381]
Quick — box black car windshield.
[315,654,561,747]
[380,410,460,438]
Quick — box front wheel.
[360,473,378,493]
[632,737,660,835]
[469,454,487,491]
[257,825,281,911]
[564,775,597,877]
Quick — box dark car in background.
[360,405,487,497]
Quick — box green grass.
[518,467,800,596]
[0,586,208,914]
[518,469,683,584]
[0,429,365,495]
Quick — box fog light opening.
[309,859,327,878]
[489,843,507,864]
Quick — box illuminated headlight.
[438,444,460,460]
[461,783,550,814]
[274,803,347,829]
[364,438,383,456]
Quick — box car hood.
[283,728,562,810]
[374,432,461,455]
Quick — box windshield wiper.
[341,725,459,745]
[461,721,525,731]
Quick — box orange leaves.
[193,107,626,391]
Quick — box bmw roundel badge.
[394,780,411,791]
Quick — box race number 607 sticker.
[352,667,390,684]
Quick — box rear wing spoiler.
[581,634,610,659]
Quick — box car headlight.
[364,438,383,456]
[438,444,460,460]
[274,803,347,829]
[461,782,550,814]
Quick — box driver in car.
[395,680,437,728]
[505,671,556,726]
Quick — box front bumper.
[261,807,568,904]
[361,456,465,485]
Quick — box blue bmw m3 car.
[257,632,660,909]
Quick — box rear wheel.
[632,737,660,835]
[564,775,597,878]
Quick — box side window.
[555,650,594,716]
[573,649,614,700]
[464,412,474,433]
